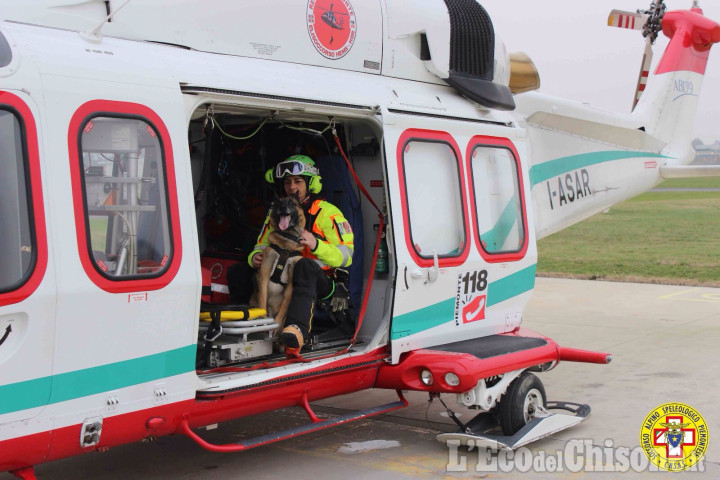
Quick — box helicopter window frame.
[396,129,470,268]
[0,92,47,307]
[466,135,529,263]
[68,100,182,294]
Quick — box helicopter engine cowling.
[384,0,515,110]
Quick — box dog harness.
[268,243,302,286]
[249,197,354,269]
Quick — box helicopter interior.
[187,103,390,370]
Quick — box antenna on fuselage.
[80,0,131,43]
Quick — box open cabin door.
[383,110,537,364]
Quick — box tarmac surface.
[25,278,720,479]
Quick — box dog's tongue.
[279,215,290,231]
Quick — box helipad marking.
[660,289,720,303]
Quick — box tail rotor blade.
[608,9,647,30]
[609,2,666,110]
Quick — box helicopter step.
[179,391,409,453]
[437,401,591,451]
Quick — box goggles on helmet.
[274,159,319,179]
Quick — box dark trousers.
[287,258,333,339]
[226,262,254,305]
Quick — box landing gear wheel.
[497,372,547,435]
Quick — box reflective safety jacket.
[249,198,354,269]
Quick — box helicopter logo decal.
[307,0,357,60]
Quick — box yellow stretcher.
[199,307,267,322]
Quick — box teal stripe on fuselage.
[0,345,196,416]
[529,151,671,187]
[481,199,517,252]
[489,263,537,306]
[391,264,537,338]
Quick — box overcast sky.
[482,0,720,143]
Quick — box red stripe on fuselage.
[0,400,194,472]
[0,351,387,472]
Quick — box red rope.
[332,134,384,347]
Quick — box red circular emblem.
[307,0,357,60]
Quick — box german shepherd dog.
[251,196,306,332]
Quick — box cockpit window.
[0,108,34,293]
[0,31,12,68]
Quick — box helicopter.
[319,3,348,30]
[0,0,719,478]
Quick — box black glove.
[331,281,350,312]
[333,268,350,284]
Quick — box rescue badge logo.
[307,0,357,60]
[454,270,488,326]
[640,402,708,472]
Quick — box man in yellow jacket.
[249,155,354,352]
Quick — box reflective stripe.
[210,283,229,294]
[337,244,352,267]
[255,209,272,243]
[258,223,269,243]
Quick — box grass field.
[89,216,108,250]
[654,176,720,189]
[537,176,720,286]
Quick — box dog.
[251,196,306,332]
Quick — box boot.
[281,324,304,357]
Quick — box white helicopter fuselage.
[0,0,717,474]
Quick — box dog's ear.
[272,191,281,202]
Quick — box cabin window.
[468,138,527,261]
[399,131,469,266]
[0,108,33,293]
[0,93,46,306]
[70,101,181,293]
[79,116,172,278]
